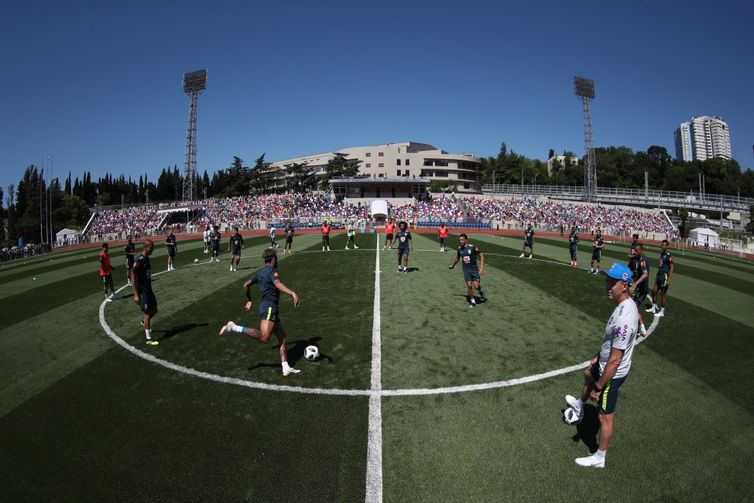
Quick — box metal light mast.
[574,76,596,202]
[182,69,207,202]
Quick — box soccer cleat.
[655,310,664,317]
[283,367,301,377]
[565,394,584,417]
[146,340,159,346]
[575,454,605,468]
[645,306,656,313]
[218,321,237,336]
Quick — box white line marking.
[365,234,383,503]
[99,247,657,399]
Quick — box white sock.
[231,324,245,333]
[145,329,152,340]
[282,361,292,372]
[595,449,607,460]
[641,324,647,333]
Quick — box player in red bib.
[438,223,449,252]
[320,221,331,252]
[99,242,115,302]
[384,219,396,249]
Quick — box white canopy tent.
[55,228,80,246]
[688,227,719,248]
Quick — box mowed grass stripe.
[379,233,604,390]
[104,233,375,389]
[472,234,754,329]
[0,247,98,279]
[0,343,370,501]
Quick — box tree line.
[2,144,752,244]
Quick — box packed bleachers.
[82,194,675,240]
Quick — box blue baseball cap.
[604,262,632,283]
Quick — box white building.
[546,155,579,175]
[269,141,482,194]
[674,116,732,162]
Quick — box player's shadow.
[566,404,600,453]
[247,336,328,371]
[451,294,487,304]
[404,267,420,273]
[156,322,208,341]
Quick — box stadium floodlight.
[574,77,595,99]
[183,70,207,94]
[182,69,208,202]
[574,76,597,202]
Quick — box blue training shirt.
[250,266,280,304]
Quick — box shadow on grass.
[248,336,325,371]
[566,404,600,453]
[156,323,209,341]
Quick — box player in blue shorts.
[228,227,244,272]
[218,248,302,377]
[646,239,674,317]
[396,221,412,273]
[520,223,534,259]
[627,233,640,279]
[568,226,579,268]
[124,235,136,287]
[165,230,177,272]
[565,262,638,468]
[629,243,649,336]
[588,229,604,274]
[130,239,159,346]
[209,224,221,262]
[449,233,486,307]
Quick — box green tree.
[286,163,316,193]
[53,194,91,230]
[319,153,361,190]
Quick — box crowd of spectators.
[82,194,674,239]
[1,243,52,263]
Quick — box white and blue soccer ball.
[563,407,582,425]
[304,345,320,361]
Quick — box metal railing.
[482,184,753,211]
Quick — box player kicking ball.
[218,248,301,377]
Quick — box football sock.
[595,449,607,460]
[231,324,246,334]
[282,361,292,372]
[145,329,152,340]
[640,323,647,334]
[478,288,485,298]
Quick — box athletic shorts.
[212,244,220,253]
[231,248,241,257]
[398,248,410,258]
[259,301,279,322]
[632,287,648,305]
[570,246,578,259]
[101,273,113,284]
[139,289,158,315]
[440,237,447,245]
[126,260,134,271]
[322,235,330,243]
[167,247,176,257]
[386,234,394,240]
[590,362,626,414]
[463,267,480,282]
[285,237,293,244]
[656,272,670,289]
[592,249,602,261]
[525,241,534,249]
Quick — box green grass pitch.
[1,231,753,501]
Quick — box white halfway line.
[99,250,658,398]
[365,234,383,503]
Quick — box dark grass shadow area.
[155,323,209,341]
[567,404,600,453]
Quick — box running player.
[228,227,244,272]
[320,220,331,252]
[283,221,294,255]
[203,225,211,254]
[131,239,159,346]
[589,229,605,274]
[568,226,579,268]
[520,224,534,259]
[99,242,115,302]
[269,225,278,249]
[629,243,649,336]
[438,223,449,252]
[627,233,640,279]
[345,221,359,250]
[209,224,221,262]
[396,221,412,273]
[646,239,674,317]
[165,230,177,271]
[218,248,301,377]
[564,262,638,469]
[448,233,486,307]
[384,219,396,250]
[124,235,136,287]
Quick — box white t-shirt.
[203,230,210,241]
[599,298,638,379]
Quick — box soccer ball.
[304,345,320,361]
[563,407,582,425]
[193,258,199,263]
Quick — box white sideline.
[365,234,383,502]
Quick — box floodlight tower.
[182,69,207,202]
[574,76,597,202]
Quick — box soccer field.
[1,232,753,501]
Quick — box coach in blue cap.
[564,262,639,468]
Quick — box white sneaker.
[528,255,533,259]
[218,321,236,336]
[575,454,605,468]
[345,246,349,250]
[105,296,113,303]
[645,306,656,313]
[565,395,584,417]
[655,310,664,317]
[354,245,359,249]
[283,367,301,376]
[327,247,331,251]
[230,266,233,272]
[127,281,131,287]
[519,253,525,258]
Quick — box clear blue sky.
[1,0,752,197]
